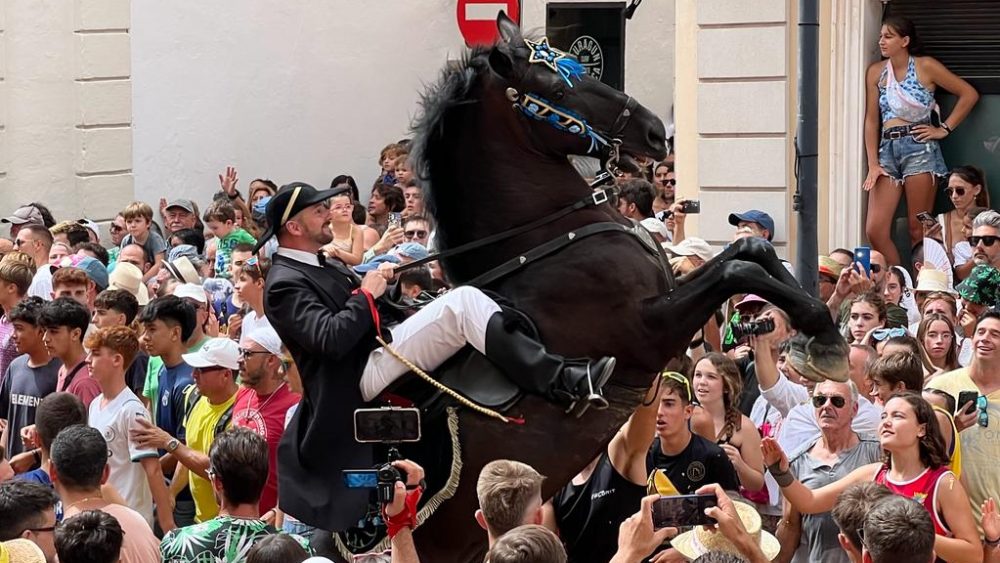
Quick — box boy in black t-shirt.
[646,372,740,494]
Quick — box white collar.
[276,247,321,267]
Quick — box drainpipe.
[793,0,819,297]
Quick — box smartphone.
[680,200,701,214]
[650,494,718,529]
[354,407,421,443]
[853,246,871,276]
[343,469,379,489]
[388,212,403,229]
[916,212,936,227]
[957,390,978,415]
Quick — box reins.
[393,182,617,275]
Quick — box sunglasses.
[239,348,271,360]
[945,187,966,197]
[661,179,676,186]
[970,235,1000,247]
[404,230,428,240]
[872,327,907,341]
[812,394,847,408]
[109,224,125,233]
[661,370,692,402]
[978,395,989,428]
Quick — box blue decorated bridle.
[506,36,637,166]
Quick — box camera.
[730,317,776,342]
[342,407,421,504]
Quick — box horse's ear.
[496,11,521,45]
[488,46,516,80]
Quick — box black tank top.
[553,453,647,563]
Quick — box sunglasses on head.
[872,327,907,341]
[661,370,692,402]
[970,235,1000,247]
[812,394,847,408]
[404,230,428,239]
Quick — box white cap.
[173,282,207,304]
[639,217,669,239]
[77,218,101,242]
[664,237,715,263]
[182,338,240,370]
[244,324,282,357]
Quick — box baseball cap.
[255,182,351,253]
[354,254,400,274]
[244,325,283,357]
[1,205,44,226]
[52,255,109,290]
[182,337,240,370]
[728,210,775,241]
[664,237,715,263]
[639,217,669,239]
[76,218,101,242]
[735,294,768,311]
[173,282,207,304]
[393,242,429,262]
[165,199,195,214]
[108,261,150,305]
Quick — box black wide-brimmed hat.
[254,182,350,252]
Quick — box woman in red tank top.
[762,391,982,563]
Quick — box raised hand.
[761,437,789,473]
[219,166,239,197]
[982,498,1000,543]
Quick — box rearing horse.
[335,13,847,563]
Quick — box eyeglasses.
[945,187,966,198]
[978,395,989,428]
[872,327,907,341]
[661,370,692,402]
[812,394,847,408]
[970,235,1000,247]
[239,348,271,360]
[25,524,58,534]
[404,230,428,240]
[869,264,883,274]
[109,224,125,233]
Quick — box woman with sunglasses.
[763,392,983,563]
[321,193,364,266]
[917,313,960,379]
[847,291,887,344]
[927,167,990,280]
[863,16,979,267]
[652,162,675,214]
[690,353,766,499]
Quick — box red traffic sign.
[457,0,521,47]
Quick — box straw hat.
[108,262,150,305]
[162,256,201,285]
[671,501,780,561]
[913,267,957,295]
[1,539,46,563]
[818,255,843,279]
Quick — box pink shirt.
[231,384,300,513]
[64,503,160,563]
[58,361,100,409]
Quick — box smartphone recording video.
[650,494,718,529]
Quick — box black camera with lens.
[342,407,422,504]
[730,317,776,342]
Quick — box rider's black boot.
[483,311,615,417]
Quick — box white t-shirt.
[88,387,159,525]
[238,310,273,346]
[28,268,52,300]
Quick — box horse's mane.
[409,46,492,213]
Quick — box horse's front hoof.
[786,334,850,383]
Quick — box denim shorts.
[878,134,948,182]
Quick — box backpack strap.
[182,384,201,426]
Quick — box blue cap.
[54,256,109,290]
[393,242,429,262]
[728,210,775,241]
[353,254,400,274]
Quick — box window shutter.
[886,0,1000,93]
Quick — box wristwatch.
[166,438,180,452]
[941,122,952,133]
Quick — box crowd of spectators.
[0,115,997,563]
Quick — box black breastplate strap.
[466,221,672,288]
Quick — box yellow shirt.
[927,367,1000,527]
[184,393,236,523]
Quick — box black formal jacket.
[266,251,379,531]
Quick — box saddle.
[374,301,530,418]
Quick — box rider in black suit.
[259,182,616,531]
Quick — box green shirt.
[214,228,256,279]
[160,515,312,562]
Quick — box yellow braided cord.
[375,336,511,424]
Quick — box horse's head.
[486,12,667,165]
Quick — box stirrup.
[566,363,610,418]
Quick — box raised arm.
[762,437,877,514]
[609,382,660,485]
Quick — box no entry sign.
[457,0,521,47]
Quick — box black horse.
[326,13,847,563]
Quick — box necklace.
[244,381,287,421]
[65,496,105,512]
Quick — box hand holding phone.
[680,200,701,214]
[853,246,871,277]
[388,212,403,229]
[957,390,978,416]
[916,212,937,227]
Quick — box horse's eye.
[552,90,565,101]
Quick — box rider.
[259,182,616,531]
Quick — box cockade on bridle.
[504,36,635,165]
